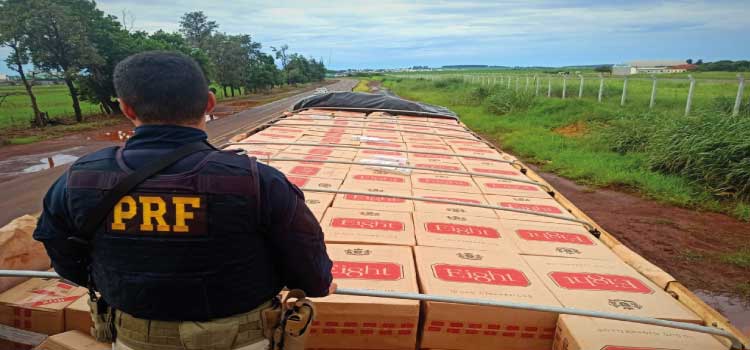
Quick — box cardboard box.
[34,330,110,350]
[410,161,466,174]
[0,279,87,349]
[342,170,411,192]
[355,149,408,159]
[502,221,619,260]
[298,135,360,146]
[62,295,90,336]
[474,178,552,199]
[285,176,342,192]
[414,246,561,350]
[523,256,702,323]
[271,162,350,180]
[407,152,462,165]
[412,189,497,218]
[405,143,454,153]
[552,315,725,350]
[273,152,352,169]
[302,191,335,222]
[360,141,406,151]
[0,215,52,294]
[413,212,516,252]
[332,187,413,212]
[306,244,420,349]
[321,208,415,246]
[283,146,357,160]
[461,160,526,178]
[411,174,481,194]
[484,195,578,225]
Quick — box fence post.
[578,74,584,99]
[547,77,552,97]
[493,76,497,85]
[620,77,628,106]
[684,74,696,116]
[597,73,604,102]
[515,76,519,91]
[525,76,530,91]
[535,75,540,96]
[649,75,658,109]
[507,76,511,89]
[562,76,567,99]
[733,74,745,116]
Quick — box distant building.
[0,73,7,81]
[613,60,695,75]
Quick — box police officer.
[33,51,334,350]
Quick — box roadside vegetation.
[378,76,750,221]
[0,1,326,138]
[353,79,371,92]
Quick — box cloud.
[1,0,749,73]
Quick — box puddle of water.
[22,154,79,173]
[694,290,750,336]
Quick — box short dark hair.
[114,51,208,124]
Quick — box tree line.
[0,1,326,127]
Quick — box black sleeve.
[32,172,89,286]
[258,163,333,297]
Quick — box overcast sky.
[1,0,749,74]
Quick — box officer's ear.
[118,98,140,126]
[204,91,216,114]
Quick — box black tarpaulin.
[291,92,458,119]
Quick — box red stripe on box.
[325,321,338,327]
[525,327,538,331]
[506,325,520,331]
[502,332,516,337]
[431,321,445,326]
[341,329,355,334]
[398,330,412,335]
[401,323,414,328]
[484,331,497,336]
[363,322,376,328]
[488,324,501,330]
[427,326,441,332]
[323,329,336,334]
[447,328,460,334]
[343,322,357,327]
[522,333,535,338]
[449,322,463,327]
[360,329,374,335]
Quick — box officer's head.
[114,51,215,128]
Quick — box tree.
[179,11,217,50]
[594,65,612,75]
[25,0,103,122]
[245,52,280,93]
[0,0,43,126]
[686,58,693,64]
[271,44,290,84]
[696,59,703,65]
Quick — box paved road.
[0,79,357,226]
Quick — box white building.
[612,60,691,75]
[0,73,7,81]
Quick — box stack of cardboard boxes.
[0,111,723,349]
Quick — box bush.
[648,112,750,201]
[483,89,536,115]
[604,112,662,154]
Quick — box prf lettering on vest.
[109,193,207,235]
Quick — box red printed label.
[287,177,309,187]
[415,164,461,171]
[498,202,563,214]
[353,174,405,183]
[290,166,321,176]
[516,229,594,245]
[343,194,406,203]
[333,121,349,125]
[331,218,405,231]
[471,168,519,176]
[549,272,653,294]
[362,150,403,156]
[423,196,481,204]
[309,148,333,155]
[458,147,493,153]
[484,183,539,191]
[23,295,81,308]
[419,178,471,187]
[433,264,529,286]
[332,261,403,280]
[425,223,500,238]
[414,153,452,159]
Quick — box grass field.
[378,76,750,221]
[0,83,248,130]
[353,79,371,92]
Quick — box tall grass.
[379,76,750,220]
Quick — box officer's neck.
[131,119,207,132]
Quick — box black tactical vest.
[66,147,282,321]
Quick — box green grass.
[379,76,750,220]
[719,248,750,269]
[353,79,371,92]
[0,84,101,128]
[8,135,43,145]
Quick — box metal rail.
[226,142,523,168]
[291,106,458,120]
[301,188,594,232]
[0,270,741,349]
[260,157,553,194]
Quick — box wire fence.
[388,73,748,117]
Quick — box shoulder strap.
[69,141,214,246]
